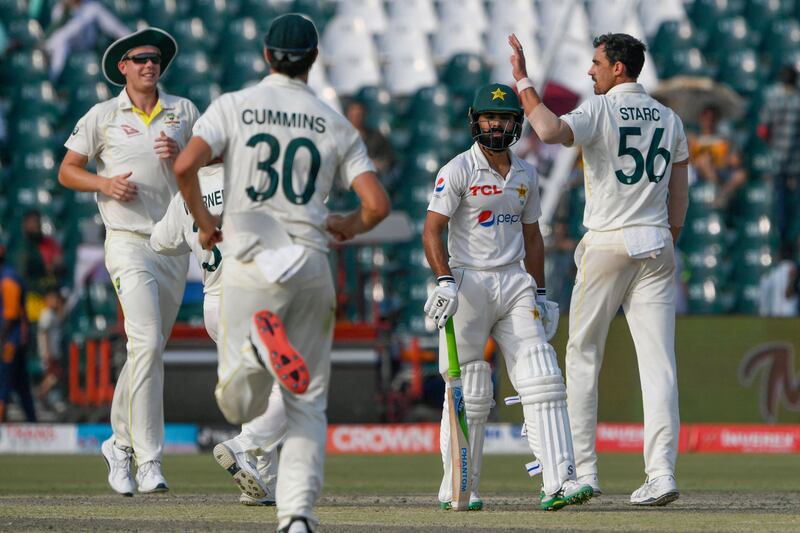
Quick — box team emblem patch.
[164,112,181,130]
[114,276,121,294]
[490,87,507,101]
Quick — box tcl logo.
[470,184,502,196]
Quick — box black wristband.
[536,288,547,297]
[437,275,456,285]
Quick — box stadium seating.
[57,52,103,90]
[219,50,267,91]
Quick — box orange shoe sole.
[250,310,310,394]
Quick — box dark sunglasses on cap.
[122,52,162,65]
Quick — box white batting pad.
[515,343,577,496]
[462,361,494,495]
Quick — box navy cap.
[264,14,318,54]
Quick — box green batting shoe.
[539,481,594,511]
[439,499,482,511]
[469,498,483,511]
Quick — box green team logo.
[114,276,121,294]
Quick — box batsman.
[423,83,593,511]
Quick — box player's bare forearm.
[508,33,574,145]
[423,211,452,278]
[522,222,546,288]
[174,137,215,231]
[328,172,390,241]
[59,150,137,201]
[668,160,689,244]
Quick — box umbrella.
[651,75,746,124]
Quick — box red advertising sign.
[327,424,439,454]
[686,424,800,453]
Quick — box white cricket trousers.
[105,230,189,464]
[204,295,286,455]
[566,228,679,480]
[215,248,335,531]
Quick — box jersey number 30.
[615,127,671,185]
[245,133,321,205]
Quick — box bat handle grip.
[445,318,460,379]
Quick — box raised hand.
[508,33,529,82]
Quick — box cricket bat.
[444,317,471,511]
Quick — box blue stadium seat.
[220,50,268,91]
[171,17,216,53]
[745,0,795,33]
[0,0,29,22]
[716,48,763,96]
[190,0,240,33]
[163,50,217,87]
[6,19,45,48]
[704,17,758,62]
[440,53,490,103]
[57,52,103,89]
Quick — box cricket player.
[424,83,593,511]
[58,27,197,495]
[149,162,286,507]
[509,32,689,505]
[173,14,390,533]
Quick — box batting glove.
[536,288,559,341]
[424,275,458,329]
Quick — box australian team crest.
[164,112,181,130]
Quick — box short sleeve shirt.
[191,73,375,252]
[150,164,224,295]
[561,83,689,231]
[65,89,199,234]
[427,143,542,270]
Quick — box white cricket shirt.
[428,143,542,270]
[560,83,689,231]
[65,88,199,234]
[192,73,376,252]
[150,164,224,296]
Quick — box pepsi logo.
[434,177,445,193]
[478,210,495,227]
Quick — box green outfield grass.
[0,453,798,531]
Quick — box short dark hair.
[593,33,646,79]
[265,48,318,78]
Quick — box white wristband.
[516,77,534,93]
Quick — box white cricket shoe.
[239,493,276,506]
[136,460,169,493]
[630,475,679,506]
[100,437,135,496]
[577,473,603,496]
[213,439,269,500]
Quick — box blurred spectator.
[688,105,747,208]
[0,240,36,423]
[35,288,66,408]
[18,209,65,296]
[758,65,800,242]
[344,100,396,181]
[758,242,799,317]
[45,0,128,82]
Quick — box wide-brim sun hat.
[102,27,178,87]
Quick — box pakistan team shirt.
[428,143,542,270]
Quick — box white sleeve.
[149,193,192,256]
[427,162,467,218]
[521,172,542,224]
[64,104,102,158]
[192,95,229,159]
[673,115,690,162]
[560,97,601,147]
[336,126,376,189]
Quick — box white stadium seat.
[386,0,438,34]
[335,0,388,35]
[432,20,486,63]
[438,0,488,33]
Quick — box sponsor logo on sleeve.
[434,177,446,193]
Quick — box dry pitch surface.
[0,453,798,531]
